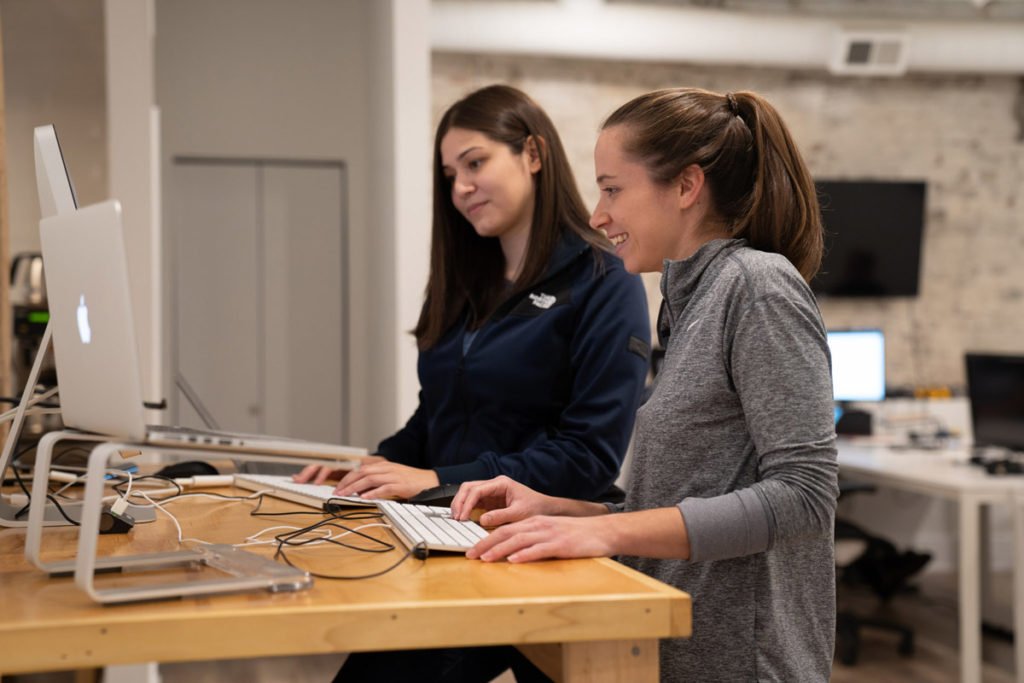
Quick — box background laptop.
[38,199,365,462]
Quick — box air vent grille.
[830,29,910,75]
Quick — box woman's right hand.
[450,475,558,527]
[293,464,345,486]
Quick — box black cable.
[10,454,81,526]
[248,493,328,517]
[112,475,182,502]
[7,441,91,524]
[271,510,426,580]
[275,536,425,581]
[275,513,395,554]
[8,442,41,498]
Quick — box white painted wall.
[369,0,432,432]
[0,0,107,256]
[154,0,430,446]
[105,0,161,410]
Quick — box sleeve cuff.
[434,459,494,486]
[678,488,772,563]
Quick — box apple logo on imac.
[76,294,92,344]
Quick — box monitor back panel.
[39,200,148,441]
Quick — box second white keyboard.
[233,473,376,510]
[377,499,488,554]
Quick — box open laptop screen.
[966,353,1024,452]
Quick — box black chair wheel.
[899,632,914,656]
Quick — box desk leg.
[960,495,981,683]
[519,640,658,683]
[1014,493,1024,683]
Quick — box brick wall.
[433,52,1024,391]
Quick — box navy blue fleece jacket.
[376,233,650,499]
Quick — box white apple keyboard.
[233,473,375,509]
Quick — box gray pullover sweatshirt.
[621,238,838,682]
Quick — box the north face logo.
[528,292,557,309]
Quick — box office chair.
[834,480,922,666]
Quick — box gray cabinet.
[168,158,347,443]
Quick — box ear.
[676,164,706,211]
[524,135,543,174]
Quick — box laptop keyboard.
[233,473,375,509]
[377,500,488,553]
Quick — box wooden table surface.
[0,487,691,682]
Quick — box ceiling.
[613,0,1024,21]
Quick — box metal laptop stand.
[0,323,159,527]
[22,429,347,603]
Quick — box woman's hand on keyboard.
[333,457,440,500]
[453,476,609,527]
[465,515,614,563]
[451,476,561,527]
[293,464,344,485]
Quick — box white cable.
[122,470,133,500]
[239,524,332,547]
[49,469,133,499]
[134,489,211,547]
[239,522,393,549]
[0,407,63,425]
[0,387,59,421]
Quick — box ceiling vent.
[830,28,910,76]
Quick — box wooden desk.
[0,488,691,682]
[838,442,1024,683]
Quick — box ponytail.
[730,91,823,282]
[603,88,823,282]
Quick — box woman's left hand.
[334,456,439,500]
[467,515,616,563]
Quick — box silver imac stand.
[25,431,314,603]
[0,321,154,527]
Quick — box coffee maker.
[9,252,60,437]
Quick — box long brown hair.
[415,85,607,350]
[603,88,823,282]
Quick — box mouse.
[155,460,220,479]
[406,482,462,507]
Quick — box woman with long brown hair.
[300,84,649,503]
[299,84,650,682]
[455,88,839,682]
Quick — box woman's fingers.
[468,523,535,560]
[451,477,511,519]
[478,503,529,528]
[294,464,329,484]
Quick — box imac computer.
[826,329,886,435]
[34,125,78,217]
[0,125,79,527]
[965,353,1024,454]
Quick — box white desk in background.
[837,442,1024,683]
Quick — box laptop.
[38,199,366,463]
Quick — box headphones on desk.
[968,452,1024,476]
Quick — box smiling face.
[440,127,540,246]
[589,126,687,274]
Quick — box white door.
[168,159,347,443]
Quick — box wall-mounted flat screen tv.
[812,180,926,298]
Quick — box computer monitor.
[813,180,926,298]
[1,125,79,526]
[33,124,78,218]
[966,353,1024,452]
[827,329,886,402]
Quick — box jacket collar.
[660,238,746,323]
[488,230,593,323]
[544,230,592,279]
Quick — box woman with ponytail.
[454,88,839,682]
